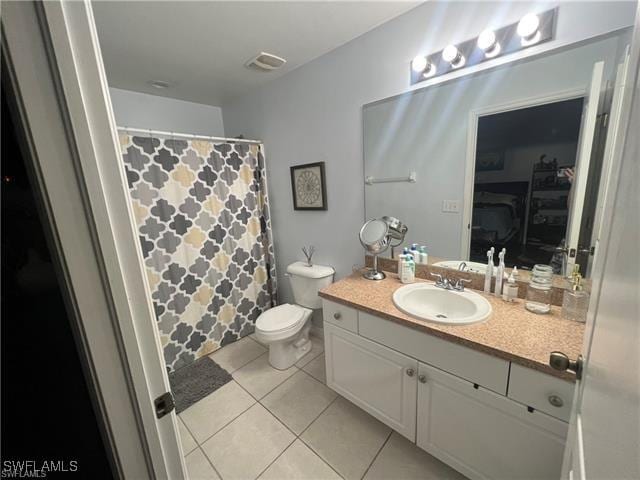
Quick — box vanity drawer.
[322,300,358,333]
[358,312,509,395]
[508,363,575,422]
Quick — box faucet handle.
[430,273,444,285]
[454,277,472,291]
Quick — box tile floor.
[177,334,466,480]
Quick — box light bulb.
[423,62,436,78]
[517,13,540,39]
[477,29,496,51]
[411,56,427,73]
[442,45,465,68]
[442,45,460,63]
[478,29,501,58]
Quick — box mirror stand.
[363,254,386,280]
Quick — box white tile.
[259,440,341,480]
[249,332,267,347]
[234,353,297,399]
[209,336,266,373]
[301,397,391,480]
[185,448,221,480]
[178,417,197,455]
[202,403,295,480]
[262,370,337,434]
[295,335,325,368]
[302,353,326,383]
[180,381,255,443]
[364,432,467,480]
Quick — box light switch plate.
[442,200,461,213]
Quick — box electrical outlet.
[442,200,461,213]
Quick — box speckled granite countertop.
[319,271,584,381]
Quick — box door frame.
[2,1,185,478]
[461,88,587,260]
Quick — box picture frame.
[290,162,328,211]
[476,151,505,171]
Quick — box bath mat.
[168,357,233,413]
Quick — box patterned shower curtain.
[119,131,277,371]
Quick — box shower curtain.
[119,131,277,371]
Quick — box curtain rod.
[117,126,262,145]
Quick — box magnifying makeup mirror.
[359,218,390,280]
[381,216,408,259]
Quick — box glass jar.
[525,264,553,314]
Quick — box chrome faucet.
[431,273,472,292]
[458,261,468,272]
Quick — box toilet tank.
[287,261,335,309]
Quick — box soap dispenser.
[561,267,589,323]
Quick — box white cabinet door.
[417,362,568,480]
[324,322,418,441]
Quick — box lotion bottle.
[400,255,415,284]
[418,246,428,265]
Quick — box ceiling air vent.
[245,52,287,72]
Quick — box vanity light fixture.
[517,13,541,46]
[411,55,428,73]
[442,45,465,68]
[409,8,555,85]
[478,29,501,58]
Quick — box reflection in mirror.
[363,31,631,278]
[471,98,583,274]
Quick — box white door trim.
[2,1,185,477]
[461,88,587,260]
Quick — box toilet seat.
[256,304,306,335]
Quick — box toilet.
[255,261,334,370]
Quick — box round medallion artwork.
[296,170,322,205]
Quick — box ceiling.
[93,1,420,106]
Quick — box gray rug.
[168,357,233,413]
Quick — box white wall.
[222,1,636,303]
[109,88,225,136]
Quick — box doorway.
[470,98,586,272]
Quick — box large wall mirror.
[363,30,631,278]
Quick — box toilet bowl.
[255,304,313,370]
[254,261,334,369]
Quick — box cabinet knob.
[548,395,564,408]
[405,368,415,377]
[418,374,427,384]
[333,312,341,320]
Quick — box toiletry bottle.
[502,271,519,302]
[419,246,428,265]
[484,247,494,294]
[562,271,589,322]
[495,248,506,296]
[398,254,406,282]
[410,244,419,263]
[401,255,415,284]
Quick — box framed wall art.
[290,162,327,210]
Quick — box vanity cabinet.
[417,362,568,480]
[322,299,573,480]
[324,322,417,441]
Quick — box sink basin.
[392,283,492,325]
[433,260,491,275]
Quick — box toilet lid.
[256,304,305,333]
